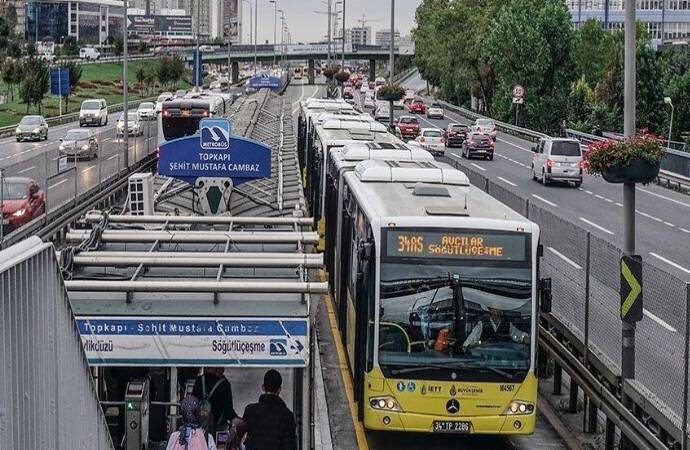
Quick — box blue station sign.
[248,72,283,91]
[158,118,271,185]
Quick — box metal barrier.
[0,237,114,450]
[441,154,690,450]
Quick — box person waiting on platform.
[243,369,296,450]
[166,394,217,450]
[192,367,238,436]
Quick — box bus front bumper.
[364,408,536,435]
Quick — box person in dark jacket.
[243,369,296,450]
[192,367,238,436]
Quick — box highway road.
[359,76,690,418]
[1,112,157,226]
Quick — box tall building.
[221,0,240,44]
[375,29,400,48]
[345,26,370,45]
[566,0,690,48]
[2,1,27,35]
[25,0,124,44]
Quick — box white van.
[79,47,101,60]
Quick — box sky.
[239,0,422,45]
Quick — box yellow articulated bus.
[326,158,552,435]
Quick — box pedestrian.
[166,394,217,450]
[192,367,238,436]
[227,417,248,450]
[243,369,296,450]
[559,119,567,137]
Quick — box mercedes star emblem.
[446,398,460,414]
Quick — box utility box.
[128,173,154,216]
[125,378,150,450]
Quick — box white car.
[473,118,497,140]
[79,47,100,60]
[364,95,376,109]
[137,102,156,120]
[155,92,173,113]
[416,128,446,156]
[360,84,369,94]
[79,99,108,127]
[117,112,142,136]
[426,102,444,119]
[373,104,391,122]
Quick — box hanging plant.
[321,66,337,79]
[376,82,406,101]
[334,70,350,83]
[583,130,664,184]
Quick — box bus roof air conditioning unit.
[128,173,155,216]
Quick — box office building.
[2,1,27,35]
[566,0,690,47]
[345,26,370,45]
[375,29,400,48]
[25,0,124,44]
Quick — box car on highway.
[393,97,405,109]
[444,123,469,147]
[403,90,415,104]
[174,89,187,98]
[79,47,100,60]
[368,81,376,90]
[531,137,584,187]
[375,76,386,86]
[373,103,391,122]
[426,101,444,119]
[363,94,376,109]
[155,92,173,113]
[117,112,143,137]
[360,83,369,94]
[59,129,99,160]
[0,177,45,233]
[79,99,108,127]
[137,102,156,120]
[395,116,421,140]
[408,98,426,114]
[416,128,445,156]
[343,86,354,99]
[461,132,495,160]
[473,118,497,140]
[15,115,48,142]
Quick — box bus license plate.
[433,421,471,433]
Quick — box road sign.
[157,118,271,185]
[513,84,525,98]
[248,72,283,90]
[75,316,309,367]
[128,15,192,35]
[50,67,69,97]
[512,97,524,104]
[620,254,643,322]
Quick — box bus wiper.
[390,362,515,380]
[380,275,530,299]
[380,275,453,298]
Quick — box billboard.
[127,15,192,36]
[76,316,309,367]
[223,0,240,44]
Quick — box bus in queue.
[158,91,233,145]
[324,142,434,297]
[326,158,551,435]
[297,98,356,161]
[306,119,404,229]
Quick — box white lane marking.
[470,162,486,172]
[81,164,96,174]
[636,211,663,223]
[547,247,582,270]
[496,137,532,153]
[594,194,604,200]
[664,222,675,227]
[107,154,119,161]
[643,309,677,333]
[585,190,594,195]
[531,194,558,207]
[451,152,463,159]
[615,202,623,207]
[48,179,68,189]
[649,252,690,275]
[579,217,615,235]
[680,227,690,234]
[638,187,690,209]
[497,176,517,187]
[604,198,614,203]
[17,165,36,174]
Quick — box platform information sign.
[157,117,271,185]
[75,316,309,367]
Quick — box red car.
[408,98,427,114]
[1,177,45,233]
[396,116,421,140]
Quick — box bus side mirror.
[539,278,552,314]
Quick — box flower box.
[584,131,664,184]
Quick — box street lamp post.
[254,0,257,73]
[664,97,674,148]
[269,0,277,67]
[388,0,395,129]
[122,0,129,168]
[278,10,285,65]
[195,0,201,87]
[341,0,346,70]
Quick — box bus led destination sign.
[386,230,527,261]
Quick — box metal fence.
[0,237,113,450]
[441,154,690,446]
[0,118,158,244]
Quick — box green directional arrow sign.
[620,255,643,322]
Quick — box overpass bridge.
[194,43,415,83]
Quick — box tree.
[573,19,615,87]
[1,58,20,101]
[156,56,171,88]
[168,55,186,88]
[144,69,156,96]
[5,4,17,32]
[113,35,124,56]
[63,61,83,112]
[136,65,146,96]
[19,57,50,113]
[138,40,149,54]
[62,36,79,56]
[665,71,690,142]
[25,42,37,57]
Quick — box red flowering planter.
[584,132,663,184]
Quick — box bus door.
[354,238,374,421]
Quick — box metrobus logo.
[200,118,231,150]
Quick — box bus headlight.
[369,396,402,412]
[503,401,534,415]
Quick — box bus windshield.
[378,261,532,383]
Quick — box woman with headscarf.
[227,417,247,450]
[166,394,218,450]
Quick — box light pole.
[278,10,285,65]
[341,0,346,69]
[664,97,674,148]
[195,0,201,87]
[269,0,277,67]
[254,0,257,73]
[122,0,129,168]
[388,0,395,129]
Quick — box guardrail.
[0,95,158,138]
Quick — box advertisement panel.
[127,15,192,36]
[223,0,240,44]
[284,43,352,55]
[76,316,309,367]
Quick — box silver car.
[473,118,497,140]
[416,128,446,156]
[117,112,143,136]
[79,99,108,127]
[59,129,98,160]
[373,104,391,122]
[531,138,583,187]
[426,102,444,119]
[137,102,156,120]
[15,115,48,142]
